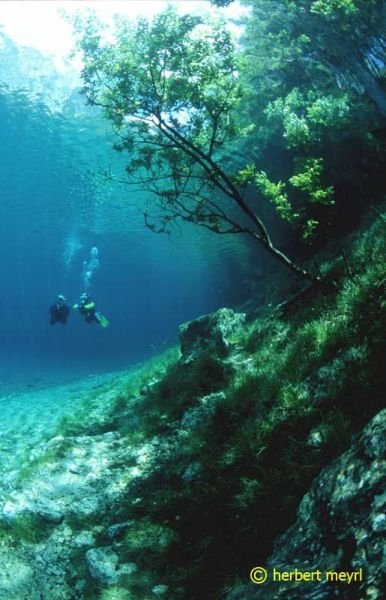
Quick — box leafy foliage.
[289,158,334,206]
[74,0,386,274]
[311,0,362,16]
[239,0,386,246]
[255,157,335,240]
[73,7,325,281]
[265,90,352,148]
[75,8,242,232]
[255,171,297,222]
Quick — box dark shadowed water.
[0,34,253,393]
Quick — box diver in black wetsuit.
[73,292,109,327]
[50,295,70,325]
[73,292,98,323]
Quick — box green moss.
[56,347,180,438]
[116,214,386,599]
[137,352,230,435]
[0,512,53,544]
[11,215,386,599]
[16,437,74,485]
[121,519,178,562]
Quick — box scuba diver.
[73,292,109,327]
[49,294,70,325]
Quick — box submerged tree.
[74,8,321,282]
[235,0,386,246]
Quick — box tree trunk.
[250,232,321,283]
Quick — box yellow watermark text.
[250,567,364,585]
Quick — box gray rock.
[74,531,96,547]
[306,424,331,448]
[372,513,386,532]
[74,580,86,592]
[0,558,34,597]
[68,463,82,474]
[227,409,386,599]
[140,379,160,396]
[86,546,119,584]
[304,346,366,406]
[180,392,225,431]
[179,308,246,364]
[68,495,100,519]
[1,497,64,527]
[34,499,64,524]
[107,521,133,540]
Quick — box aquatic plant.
[16,436,74,484]
[121,519,178,560]
[138,351,230,433]
[0,512,52,544]
[111,214,385,598]
[7,213,385,600]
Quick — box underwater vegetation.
[0,1,385,598]
[1,212,384,599]
[73,0,386,287]
[91,217,385,600]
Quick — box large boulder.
[178,308,246,364]
[227,409,386,599]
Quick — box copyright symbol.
[250,566,268,584]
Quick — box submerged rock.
[180,391,225,431]
[107,521,133,540]
[74,531,96,547]
[34,498,64,524]
[303,346,366,406]
[0,555,35,599]
[86,544,138,586]
[182,461,202,483]
[306,423,331,448]
[86,546,119,584]
[227,409,386,599]
[179,308,246,363]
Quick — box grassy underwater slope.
[0,214,386,600]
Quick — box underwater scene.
[0,0,385,598]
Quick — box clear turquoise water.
[0,32,252,392]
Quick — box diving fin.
[96,312,109,328]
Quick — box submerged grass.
[0,512,53,544]
[110,215,386,599]
[10,214,386,600]
[56,347,180,439]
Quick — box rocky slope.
[0,218,385,600]
[228,409,386,600]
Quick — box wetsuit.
[77,300,100,324]
[50,303,70,325]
